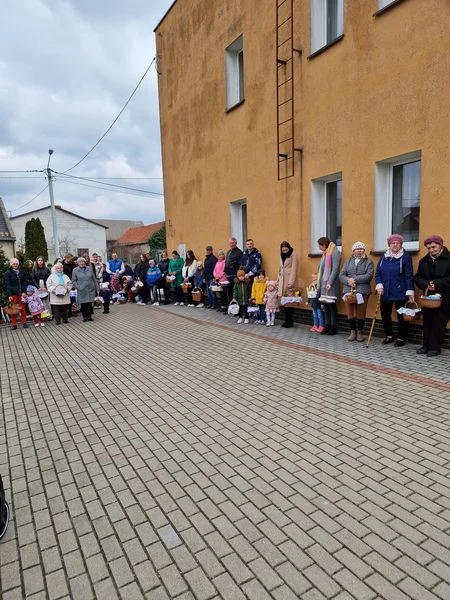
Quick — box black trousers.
[283,307,294,326]
[422,307,449,351]
[380,299,407,339]
[322,303,337,327]
[80,302,93,319]
[51,304,69,324]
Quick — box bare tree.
[58,234,76,257]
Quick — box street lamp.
[46,149,60,258]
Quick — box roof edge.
[154,0,179,31]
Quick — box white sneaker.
[136,301,143,305]
[197,303,204,308]
[154,302,159,306]
[244,319,249,324]
[266,322,270,327]
[188,304,194,307]
[237,318,243,324]
[40,323,45,327]
[179,302,184,306]
[270,322,274,326]
[35,323,40,327]
[174,302,179,306]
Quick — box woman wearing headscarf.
[375,234,414,346]
[71,256,99,322]
[46,262,72,324]
[339,241,374,341]
[317,237,341,335]
[414,235,450,357]
[277,241,299,328]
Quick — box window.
[374,151,421,251]
[225,35,244,109]
[230,200,247,249]
[77,247,89,257]
[310,173,342,252]
[310,0,343,54]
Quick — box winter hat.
[352,241,366,251]
[387,234,404,245]
[424,235,443,247]
[9,258,19,267]
[237,269,245,278]
[26,285,35,293]
[267,280,277,291]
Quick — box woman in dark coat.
[414,235,450,357]
[3,257,29,329]
[133,254,149,304]
[375,234,414,346]
[157,250,171,304]
[31,256,51,289]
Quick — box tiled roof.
[95,219,144,241]
[116,222,165,245]
[0,197,16,240]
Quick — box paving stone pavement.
[0,303,449,600]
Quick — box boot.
[327,326,338,336]
[348,318,357,341]
[356,331,366,342]
[320,325,330,335]
[348,330,356,341]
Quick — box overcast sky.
[0,0,174,223]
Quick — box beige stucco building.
[155,0,450,316]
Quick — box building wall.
[156,0,450,314]
[0,240,15,259]
[10,208,107,263]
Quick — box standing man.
[241,238,262,281]
[203,245,218,308]
[225,238,243,304]
[106,252,125,276]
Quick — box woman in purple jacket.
[375,234,414,347]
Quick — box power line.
[75,177,163,180]
[0,169,43,174]
[61,56,157,174]
[53,171,164,196]
[53,177,164,199]
[0,176,46,179]
[8,184,49,213]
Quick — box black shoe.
[63,320,69,324]
[427,350,441,357]
[11,325,17,331]
[284,323,293,328]
[382,336,395,344]
[416,346,428,355]
[320,325,330,335]
[83,318,88,322]
[22,323,29,329]
[394,339,405,347]
[55,321,61,325]
[327,326,338,336]
[87,317,93,321]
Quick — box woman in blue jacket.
[375,234,414,346]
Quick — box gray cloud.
[0,0,173,222]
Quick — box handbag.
[228,299,239,315]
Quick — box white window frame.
[374,150,421,252]
[377,0,397,9]
[310,0,344,54]
[310,172,342,253]
[230,199,247,250]
[225,35,244,110]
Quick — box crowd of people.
[3,233,449,357]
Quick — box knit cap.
[424,235,443,247]
[387,234,404,245]
[26,285,35,293]
[352,241,366,251]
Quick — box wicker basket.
[402,301,421,322]
[192,288,202,302]
[3,304,22,316]
[419,287,442,309]
[280,296,303,308]
[210,285,223,293]
[181,283,192,293]
[344,291,357,304]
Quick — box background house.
[10,205,108,262]
[114,221,165,264]
[95,219,144,256]
[155,0,450,321]
[0,198,16,258]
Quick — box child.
[110,272,121,301]
[264,280,279,326]
[193,262,204,307]
[22,285,45,327]
[251,270,267,324]
[307,272,324,333]
[100,270,111,314]
[146,260,161,305]
[233,268,252,323]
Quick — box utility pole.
[46,149,60,259]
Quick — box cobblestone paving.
[1,303,449,600]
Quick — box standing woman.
[339,241,374,341]
[71,257,99,322]
[213,250,228,311]
[134,254,149,304]
[277,241,299,328]
[414,235,450,357]
[158,250,171,304]
[31,256,51,311]
[168,250,184,306]
[3,258,29,330]
[375,234,414,346]
[46,262,72,324]
[182,250,198,306]
[317,237,341,335]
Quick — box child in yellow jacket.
[251,271,267,324]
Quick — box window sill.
[308,35,344,60]
[225,99,245,114]
[374,0,407,17]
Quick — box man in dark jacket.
[203,245,218,308]
[240,239,262,281]
[414,235,450,357]
[61,253,76,279]
[225,238,243,303]
[3,257,29,330]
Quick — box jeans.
[149,285,158,303]
[257,304,266,322]
[310,298,324,327]
[205,278,216,308]
[174,286,184,303]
